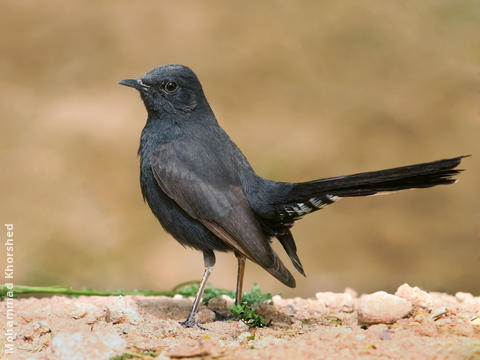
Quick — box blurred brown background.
[1,0,479,298]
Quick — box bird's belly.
[140,169,231,252]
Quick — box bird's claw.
[179,319,209,331]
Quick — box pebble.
[395,283,433,309]
[357,291,413,325]
[315,291,354,311]
[105,297,143,325]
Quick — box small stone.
[207,296,234,316]
[357,291,413,325]
[344,288,358,298]
[72,301,104,324]
[395,284,433,309]
[196,308,216,323]
[455,292,474,302]
[105,297,143,325]
[315,292,353,311]
[272,295,283,304]
[237,331,252,343]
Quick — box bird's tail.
[263,155,468,279]
[295,155,467,199]
[282,156,467,208]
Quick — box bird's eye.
[164,81,178,92]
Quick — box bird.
[119,64,467,328]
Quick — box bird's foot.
[179,318,209,331]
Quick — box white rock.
[395,283,433,309]
[237,331,252,342]
[315,292,353,310]
[455,292,474,302]
[105,297,143,325]
[196,308,216,323]
[72,301,103,322]
[344,288,358,298]
[272,295,283,304]
[357,291,413,324]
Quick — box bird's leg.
[179,266,213,329]
[213,253,246,322]
[180,250,215,329]
[235,252,246,306]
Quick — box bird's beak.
[118,78,150,90]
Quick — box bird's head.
[119,64,206,115]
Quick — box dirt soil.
[1,284,480,360]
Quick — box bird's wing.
[150,140,295,287]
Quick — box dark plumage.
[119,64,467,327]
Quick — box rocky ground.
[1,284,480,360]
